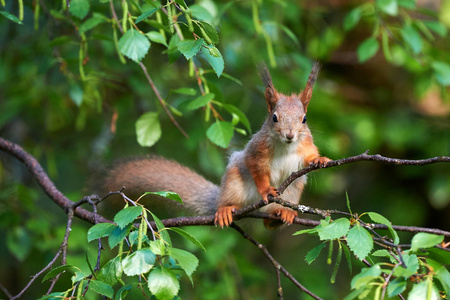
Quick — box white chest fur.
[270,142,304,186]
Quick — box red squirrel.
[100,63,330,229]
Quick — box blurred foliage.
[0,0,449,299]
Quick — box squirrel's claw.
[262,186,279,204]
[215,205,238,228]
[274,209,298,225]
[310,156,331,168]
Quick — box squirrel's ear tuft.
[300,61,320,112]
[258,63,278,112]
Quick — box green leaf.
[397,0,416,8]
[408,279,440,300]
[79,15,107,34]
[177,39,204,60]
[168,227,206,251]
[305,243,326,265]
[198,22,219,45]
[292,228,317,236]
[342,243,352,273]
[222,104,251,133]
[432,61,450,86]
[317,218,350,241]
[381,31,393,62]
[115,284,133,300]
[376,0,398,16]
[87,223,116,242]
[42,265,80,282]
[387,278,407,297]
[144,191,183,204]
[401,24,422,54]
[206,121,234,148]
[343,7,362,31]
[201,47,224,77]
[89,280,114,298]
[146,31,167,47]
[149,239,166,256]
[136,6,161,24]
[148,266,180,300]
[69,0,90,19]
[411,232,444,252]
[346,223,373,260]
[351,265,382,289]
[118,29,151,63]
[357,37,379,63]
[170,248,199,276]
[114,206,143,229]
[97,256,122,286]
[367,212,399,244]
[108,224,132,249]
[427,258,450,295]
[149,211,171,246]
[122,248,156,276]
[186,93,215,111]
[346,192,353,215]
[190,4,213,22]
[172,88,197,96]
[0,11,23,24]
[423,21,447,37]
[393,253,419,277]
[135,112,162,147]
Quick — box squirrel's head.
[258,62,320,144]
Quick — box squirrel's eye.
[302,116,307,124]
[272,114,278,123]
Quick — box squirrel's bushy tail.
[98,156,219,215]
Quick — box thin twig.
[11,209,74,299]
[109,1,189,138]
[231,224,323,300]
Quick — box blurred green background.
[0,0,449,299]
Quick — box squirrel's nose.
[286,131,295,140]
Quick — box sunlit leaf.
[144,191,183,204]
[317,218,350,241]
[177,39,204,60]
[148,266,180,300]
[135,112,161,147]
[69,0,89,19]
[185,93,215,111]
[122,248,156,276]
[0,11,23,24]
[305,243,326,265]
[411,232,444,252]
[357,37,379,63]
[376,0,398,16]
[401,24,422,54]
[346,223,373,260]
[146,31,167,47]
[201,47,224,77]
[87,223,116,242]
[206,121,234,148]
[89,280,114,298]
[118,29,151,62]
[114,206,143,229]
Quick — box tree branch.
[277,150,450,194]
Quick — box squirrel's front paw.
[310,156,331,168]
[274,209,298,225]
[215,205,238,228]
[261,186,279,204]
